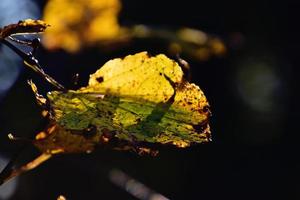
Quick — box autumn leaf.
[0,51,211,184]
[41,0,226,61]
[0,19,49,39]
[0,19,65,91]
[42,0,123,52]
[33,52,211,156]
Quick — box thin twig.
[0,38,65,91]
[8,36,33,46]
[0,144,27,185]
[0,153,52,185]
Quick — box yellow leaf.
[34,52,211,154]
[0,52,212,184]
[85,52,183,103]
[42,0,122,52]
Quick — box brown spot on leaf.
[193,121,209,133]
[96,76,104,83]
[203,105,209,112]
[107,110,113,115]
[202,105,212,116]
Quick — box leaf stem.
[0,38,65,91]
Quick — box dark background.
[0,0,299,199]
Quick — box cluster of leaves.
[0,17,211,185]
[41,0,226,61]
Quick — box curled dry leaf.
[33,52,211,156]
[0,19,50,39]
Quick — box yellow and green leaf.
[34,52,211,155]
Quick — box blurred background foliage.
[0,0,299,199]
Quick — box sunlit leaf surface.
[33,52,211,155]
